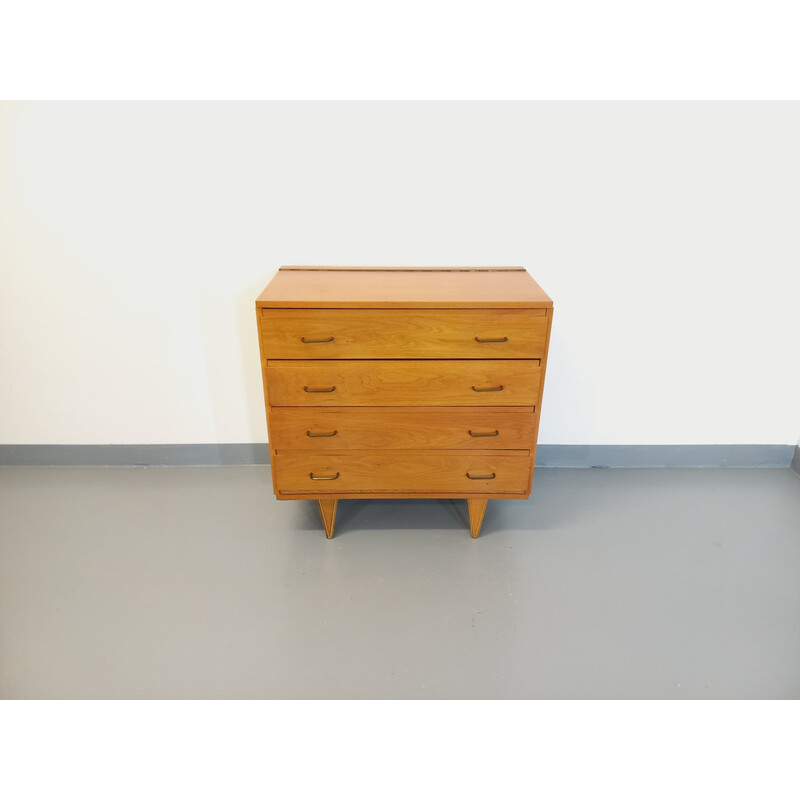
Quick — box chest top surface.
[256,266,553,309]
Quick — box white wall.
[1,102,798,446]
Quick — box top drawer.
[260,308,548,359]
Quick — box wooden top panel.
[256,266,553,309]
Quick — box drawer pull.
[472,384,504,392]
[310,472,340,480]
[301,336,334,343]
[474,336,508,343]
[466,472,496,480]
[304,385,337,393]
[468,430,499,437]
[307,430,338,437]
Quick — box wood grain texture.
[265,360,541,407]
[527,304,554,494]
[274,452,532,495]
[269,407,536,451]
[276,491,530,500]
[468,499,488,538]
[256,267,553,309]
[317,498,338,539]
[261,308,548,359]
[256,266,552,536]
[256,303,281,497]
[278,266,528,271]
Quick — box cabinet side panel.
[528,307,554,493]
[257,304,281,496]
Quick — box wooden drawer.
[269,407,536,451]
[261,308,548,359]
[273,451,532,495]
[265,359,541,407]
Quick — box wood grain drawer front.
[270,408,536,451]
[266,360,541,407]
[261,308,548,359]
[274,452,532,494]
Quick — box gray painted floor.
[1,466,798,699]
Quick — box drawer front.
[269,408,536,451]
[266,360,540,407]
[261,308,548,359]
[274,452,532,494]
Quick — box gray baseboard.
[535,444,794,468]
[0,443,795,468]
[0,444,271,467]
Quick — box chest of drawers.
[256,266,553,538]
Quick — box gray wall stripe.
[0,444,271,467]
[0,444,794,468]
[534,444,793,468]
[791,445,800,475]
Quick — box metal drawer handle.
[304,386,336,393]
[306,430,338,437]
[301,336,334,343]
[468,430,499,437]
[310,472,340,480]
[474,336,508,343]
[466,472,496,480]
[472,385,504,392]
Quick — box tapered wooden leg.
[317,498,338,539]
[468,499,488,538]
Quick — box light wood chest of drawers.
[256,266,553,538]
